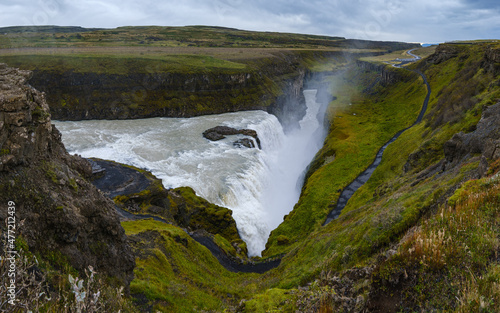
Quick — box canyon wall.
[26,52,314,131]
[0,63,135,287]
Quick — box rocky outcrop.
[443,101,500,173]
[0,63,52,170]
[268,68,307,131]
[0,64,135,287]
[90,159,243,246]
[355,60,413,85]
[233,138,256,148]
[427,43,499,75]
[483,46,500,75]
[427,44,461,64]
[203,125,261,149]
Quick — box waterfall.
[260,89,326,232]
[54,89,325,256]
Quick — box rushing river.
[54,89,325,256]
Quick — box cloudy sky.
[1,0,499,43]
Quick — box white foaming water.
[261,89,326,232]
[54,89,325,256]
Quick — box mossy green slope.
[264,64,427,258]
[122,219,260,312]
[371,168,500,312]
[95,159,246,257]
[245,41,500,311]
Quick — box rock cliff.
[27,53,310,131]
[0,63,135,287]
[443,101,500,173]
[355,60,416,85]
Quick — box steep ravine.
[324,56,431,224]
[3,42,498,311]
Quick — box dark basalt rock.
[203,126,243,138]
[203,125,261,149]
[427,44,460,64]
[203,130,226,141]
[88,158,106,177]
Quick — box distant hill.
[0,25,104,33]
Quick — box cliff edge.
[0,63,135,287]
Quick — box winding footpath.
[323,50,431,225]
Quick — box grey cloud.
[463,0,500,10]
[0,0,498,43]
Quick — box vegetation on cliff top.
[0,25,406,72]
[0,25,419,50]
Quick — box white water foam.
[54,89,325,256]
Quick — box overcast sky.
[1,0,499,43]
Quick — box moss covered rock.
[90,159,242,246]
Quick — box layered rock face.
[0,63,135,286]
[28,58,307,125]
[0,63,54,170]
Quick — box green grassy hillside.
[247,41,500,311]
[105,41,500,312]
[264,64,427,258]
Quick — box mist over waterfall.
[54,89,326,256]
[260,90,327,231]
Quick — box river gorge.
[54,88,327,256]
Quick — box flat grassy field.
[359,49,415,64]
[0,25,416,74]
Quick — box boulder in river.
[203,125,261,149]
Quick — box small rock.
[203,125,261,148]
[233,138,255,149]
